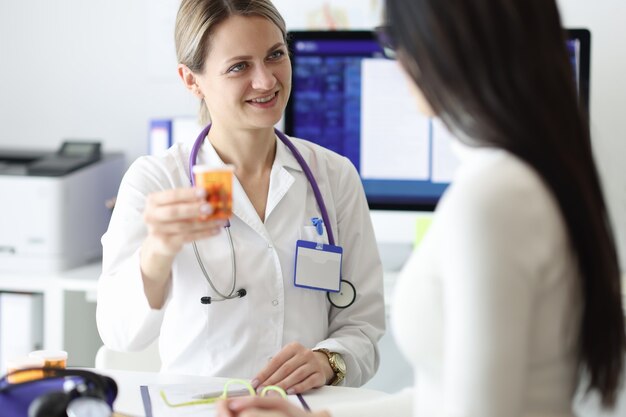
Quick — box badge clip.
[311,217,324,249]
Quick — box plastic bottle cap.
[7,356,45,370]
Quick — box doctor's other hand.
[252,342,334,394]
[142,188,226,258]
[217,396,331,417]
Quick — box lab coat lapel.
[200,135,303,241]
[231,176,271,241]
[265,167,294,219]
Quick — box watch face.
[332,353,347,374]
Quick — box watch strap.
[313,348,345,386]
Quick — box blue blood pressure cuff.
[0,368,117,417]
[0,375,72,416]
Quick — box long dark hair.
[385,0,625,407]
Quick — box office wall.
[0,0,624,269]
[0,0,195,160]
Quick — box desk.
[98,369,387,417]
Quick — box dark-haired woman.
[218,0,625,415]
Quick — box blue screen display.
[286,32,587,210]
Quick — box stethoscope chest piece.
[327,280,356,309]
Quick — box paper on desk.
[143,383,304,417]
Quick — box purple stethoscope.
[189,124,355,308]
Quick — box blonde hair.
[175,0,287,125]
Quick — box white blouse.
[329,146,581,416]
[96,136,385,385]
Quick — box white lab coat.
[96,135,385,386]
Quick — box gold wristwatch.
[313,348,346,386]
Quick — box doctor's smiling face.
[181,15,291,132]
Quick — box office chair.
[94,339,161,372]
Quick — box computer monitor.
[567,29,591,115]
[284,29,591,211]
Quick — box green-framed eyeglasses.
[160,379,287,408]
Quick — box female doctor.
[96,0,385,394]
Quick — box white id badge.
[294,240,343,292]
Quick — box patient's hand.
[216,397,331,417]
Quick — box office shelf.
[0,261,101,366]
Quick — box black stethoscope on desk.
[189,124,356,308]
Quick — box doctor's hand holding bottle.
[140,187,226,309]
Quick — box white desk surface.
[98,369,387,417]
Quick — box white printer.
[0,141,125,272]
